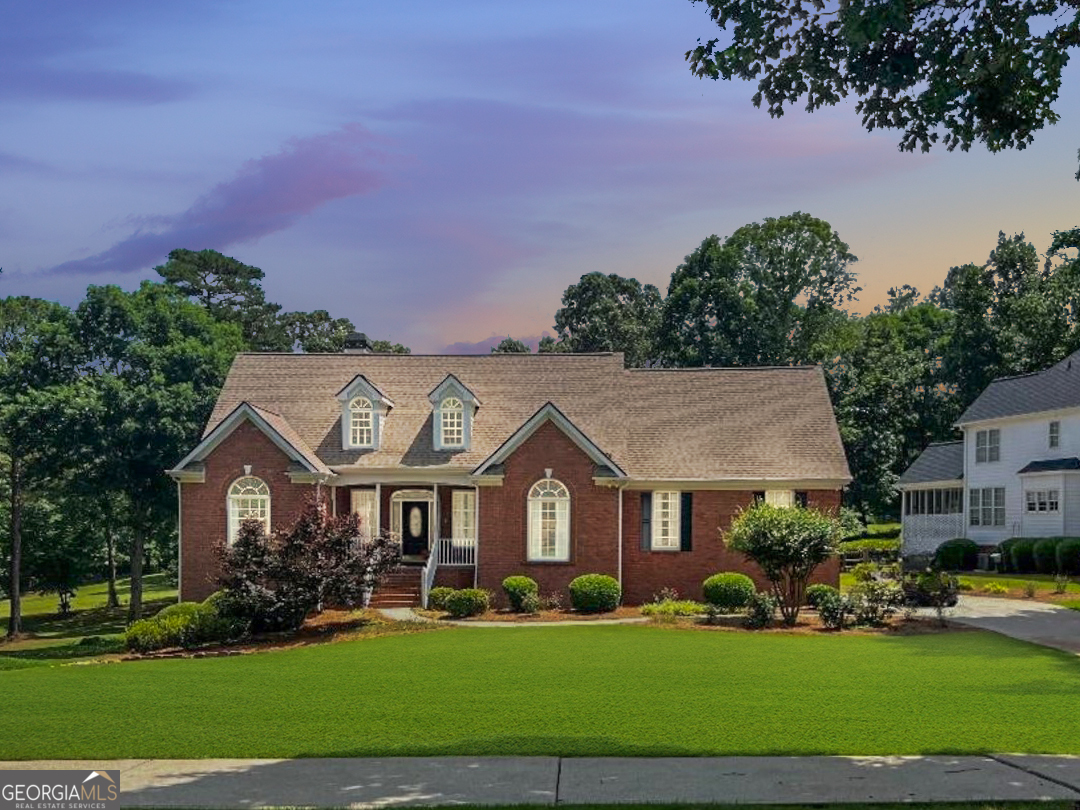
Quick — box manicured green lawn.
[1,624,1079,760]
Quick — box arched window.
[440,396,464,447]
[349,397,374,447]
[528,479,570,561]
[227,476,270,544]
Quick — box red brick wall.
[179,420,319,601]
[620,488,841,604]
[477,419,619,603]
[433,567,475,589]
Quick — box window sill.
[524,559,573,565]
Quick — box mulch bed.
[655,612,970,636]
[419,606,643,623]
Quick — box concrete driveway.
[942,595,1080,654]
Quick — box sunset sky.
[3,1,1078,352]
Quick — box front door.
[401,501,430,557]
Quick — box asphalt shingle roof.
[1017,457,1080,475]
[897,441,964,486]
[203,352,851,482]
[957,349,1080,424]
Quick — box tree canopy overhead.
[685,0,1079,171]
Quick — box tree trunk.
[105,528,120,610]
[127,527,145,624]
[6,456,22,639]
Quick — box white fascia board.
[336,374,394,408]
[619,477,850,490]
[428,373,480,407]
[956,405,1080,429]
[896,479,963,491]
[169,403,321,475]
[472,402,625,478]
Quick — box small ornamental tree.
[724,502,840,625]
[217,498,400,633]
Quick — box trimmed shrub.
[569,574,621,613]
[838,538,901,556]
[640,600,706,617]
[864,523,901,539]
[984,581,1008,595]
[444,589,490,618]
[806,583,839,608]
[744,592,777,629]
[848,580,903,626]
[502,576,540,612]
[1056,537,1080,576]
[850,562,881,583]
[816,590,851,630]
[702,573,755,612]
[428,587,455,611]
[1010,538,1037,573]
[519,592,542,614]
[1033,538,1063,574]
[933,538,979,571]
[123,619,167,654]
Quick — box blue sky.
[2,1,1077,352]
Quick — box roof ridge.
[925,440,963,446]
[232,351,621,358]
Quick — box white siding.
[964,407,1080,543]
[1018,472,1064,537]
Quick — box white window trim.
[975,429,1000,464]
[227,476,271,544]
[1025,489,1059,514]
[1049,421,1061,449]
[440,397,465,449]
[651,491,681,550]
[348,397,375,448]
[351,488,378,537]
[452,490,476,541]
[969,486,1005,527]
[527,479,570,562]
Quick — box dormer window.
[440,397,464,447]
[349,397,374,447]
[336,374,393,451]
[429,374,479,451]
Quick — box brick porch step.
[369,566,423,608]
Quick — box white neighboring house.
[899,349,1080,556]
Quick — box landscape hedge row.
[998,536,1080,574]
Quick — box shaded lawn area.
[840,571,1080,597]
[2,625,1080,760]
[0,574,177,668]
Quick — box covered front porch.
[330,479,478,606]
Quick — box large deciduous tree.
[551,273,662,366]
[76,282,244,621]
[491,337,531,353]
[659,212,859,367]
[685,0,1080,174]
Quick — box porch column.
[474,485,480,588]
[433,483,439,553]
[375,483,382,533]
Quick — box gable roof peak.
[428,373,481,406]
[335,373,394,407]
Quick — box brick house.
[168,341,850,606]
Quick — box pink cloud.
[441,333,552,354]
[49,124,392,275]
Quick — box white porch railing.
[420,540,440,609]
[435,536,476,567]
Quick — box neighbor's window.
[765,490,795,508]
[440,397,464,447]
[349,397,374,447]
[527,479,570,561]
[1049,421,1061,449]
[969,487,1005,526]
[227,476,270,544]
[975,429,1000,463]
[651,491,681,550]
[1025,489,1059,514]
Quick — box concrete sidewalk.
[3,755,1079,806]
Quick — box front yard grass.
[1,624,1079,760]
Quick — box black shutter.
[640,492,652,550]
[680,492,693,551]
